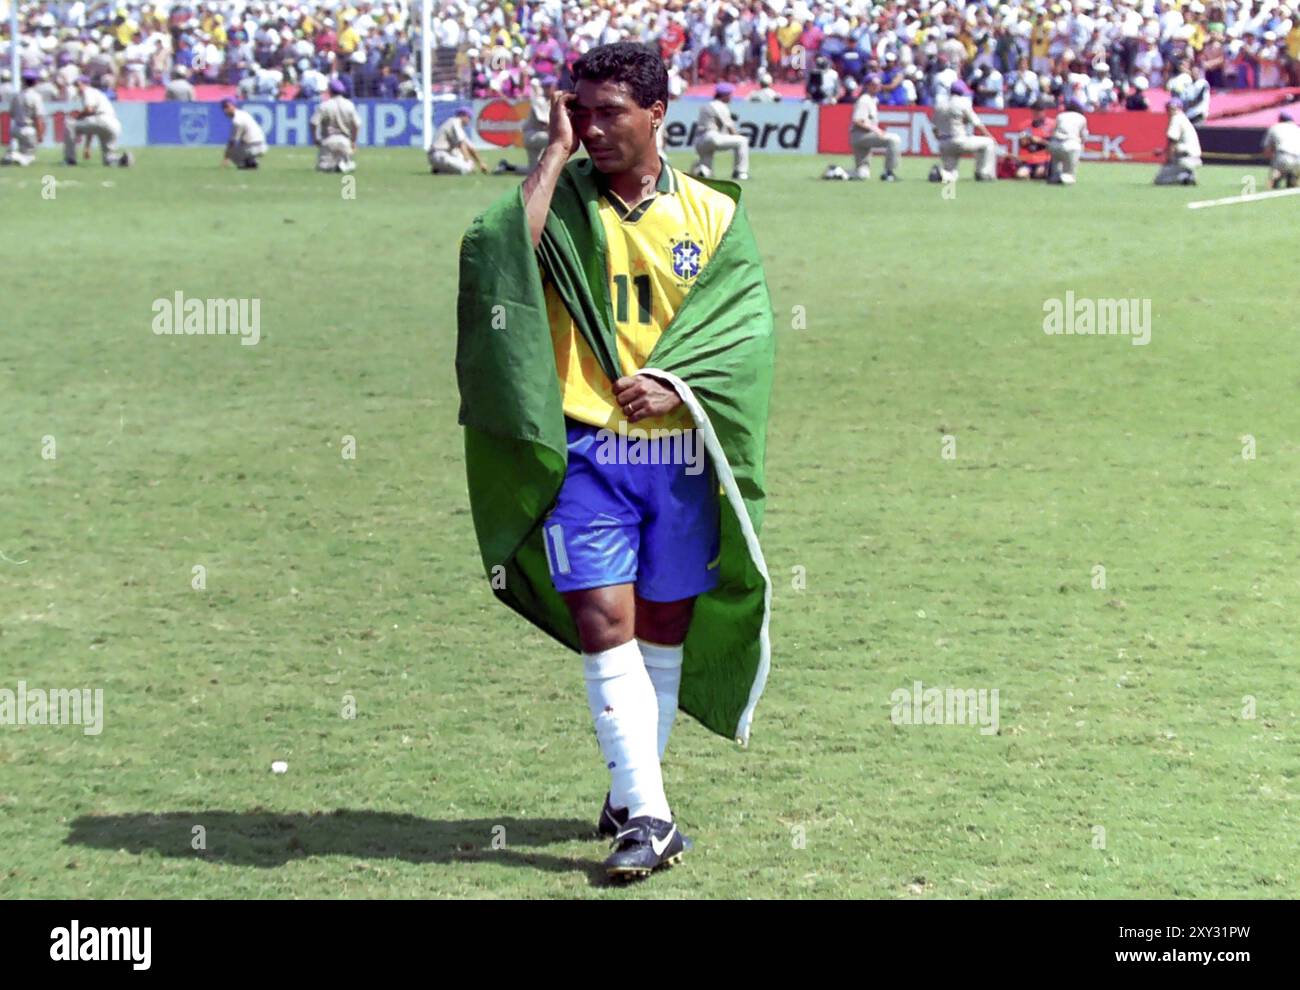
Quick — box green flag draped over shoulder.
[456,158,775,744]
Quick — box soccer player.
[428,107,487,175]
[689,81,749,181]
[1047,101,1090,185]
[849,74,901,181]
[220,99,268,170]
[459,43,775,880]
[1262,110,1300,189]
[2,70,45,168]
[527,48,714,877]
[1153,98,1201,186]
[312,79,360,174]
[934,79,996,183]
[64,77,132,168]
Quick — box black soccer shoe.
[597,792,629,838]
[603,816,690,880]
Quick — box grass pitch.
[1,147,1297,898]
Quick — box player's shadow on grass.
[66,810,608,883]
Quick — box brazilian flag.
[455,159,775,743]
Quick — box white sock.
[638,639,684,761]
[583,641,671,821]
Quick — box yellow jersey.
[115,18,139,47]
[777,22,803,53]
[1031,25,1051,59]
[338,26,362,55]
[545,159,736,433]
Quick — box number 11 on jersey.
[612,273,652,324]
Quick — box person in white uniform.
[312,79,360,173]
[2,70,46,167]
[934,79,996,182]
[1047,101,1089,185]
[64,76,132,167]
[221,98,268,169]
[522,75,557,170]
[1153,98,1201,186]
[850,74,901,181]
[690,81,749,181]
[428,107,488,175]
[1262,110,1300,189]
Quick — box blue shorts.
[542,418,721,602]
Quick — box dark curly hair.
[571,42,669,109]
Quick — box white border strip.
[641,368,772,747]
[1188,187,1300,210]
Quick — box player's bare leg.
[635,595,694,646]
[563,584,635,653]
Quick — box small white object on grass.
[271,761,288,774]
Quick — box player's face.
[571,78,662,175]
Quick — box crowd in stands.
[4,0,1299,110]
[5,1,420,99]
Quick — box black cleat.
[881,171,897,182]
[603,816,690,880]
[597,792,629,838]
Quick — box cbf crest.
[669,236,703,283]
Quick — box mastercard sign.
[475,99,530,148]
